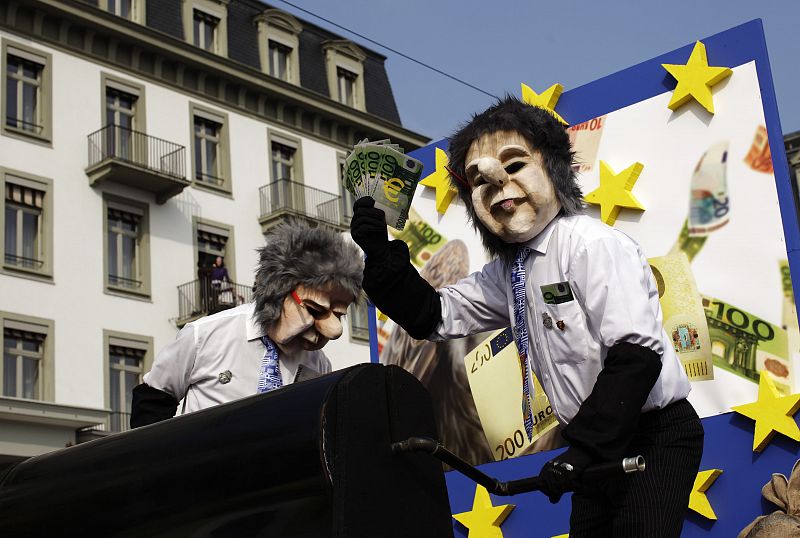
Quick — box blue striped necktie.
[258,336,283,393]
[511,246,534,441]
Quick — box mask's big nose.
[476,157,508,187]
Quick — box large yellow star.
[452,484,515,538]
[688,469,723,520]
[420,147,458,214]
[662,41,732,114]
[521,83,568,125]
[732,372,800,452]
[584,161,646,225]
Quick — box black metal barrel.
[0,364,453,538]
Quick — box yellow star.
[662,41,732,114]
[420,147,458,214]
[584,161,646,225]
[732,372,800,452]
[688,469,723,520]
[452,484,515,538]
[521,83,569,125]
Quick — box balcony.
[176,277,254,327]
[76,412,132,443]
[86,124,190,204]
[258,179,347,233]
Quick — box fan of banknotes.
[343,139,424,230]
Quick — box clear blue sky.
[273,0,800,142]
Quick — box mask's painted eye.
[504,161,525,174]
[304,304,326,320]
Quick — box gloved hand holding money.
[343,139,424,230]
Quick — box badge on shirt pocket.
[540,281,574,305]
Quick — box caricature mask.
[266,283,354,355]
[464,130,562,244]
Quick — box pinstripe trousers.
[569,399,704,538]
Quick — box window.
[194,219,236,314]
[322,40,366,111]
[338,152,355,225]
[268,40,291,81]
[1,170,52,278]
[104,331,152,433]
[104,195,150,297]
[182,1,228,56]
[337,67,357,107]
[349,301,370,342]
[190,105,231,193]
[108,0,132,18]
[1,313,54,402]
[105,86,138,161]
[267,131,304,213]
[193,9,219,52]
[2,42,52,142]
[100,0,145,22]
[271,141,295,181]
[255,9,301,84]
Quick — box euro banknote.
[343,139,424,230]
[389,206,447,268]
[463,327,558,461]
[688,141,731,237]
[702,294,791,394]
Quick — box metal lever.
[392,436,645,496]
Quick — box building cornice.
[2,0,429,150]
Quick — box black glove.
[539,460,578,503]
[538,447,592,503]
[350,197,389,260]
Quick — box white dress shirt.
[432,214,691,425]
[144,303,331,415]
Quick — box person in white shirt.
[350,96,703,537]
[131,220,363,426]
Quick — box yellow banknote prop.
[464,328,558,461]
[648,252,713,381]
[703,294,792,395]
[389,206,447,269]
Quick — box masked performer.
[351,96,703,537]
[131,220,363,427]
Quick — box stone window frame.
[0,311,55,402]
[182,0,229,56]
[254,9,302,85]
[102,193,152,299]
[189,102,232,195]
[103,329,153,431]
[98,0,147,24]
[322,40,367,112]
[1,39,53,145]
[0,168,54,280]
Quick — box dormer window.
[255,9,302,85]
[323,40,366,111]
[182,0,229,56]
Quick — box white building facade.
[0,0,428,468]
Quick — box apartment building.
[0,0,428,468]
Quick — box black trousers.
[569,399,704,538]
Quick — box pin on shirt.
[218,370,233,384]
[556,320,566,331]
[542,313,554,329]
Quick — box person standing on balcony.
[130,220,363,427]
[210,256,233,307]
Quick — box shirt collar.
[521,214,560,255]
[245,302,266,341]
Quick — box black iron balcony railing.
[259,178,344,227]
[177,278,254,324]
[87,124,186,180]
[78,411,132,437]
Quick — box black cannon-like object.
[0,364,454,537]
